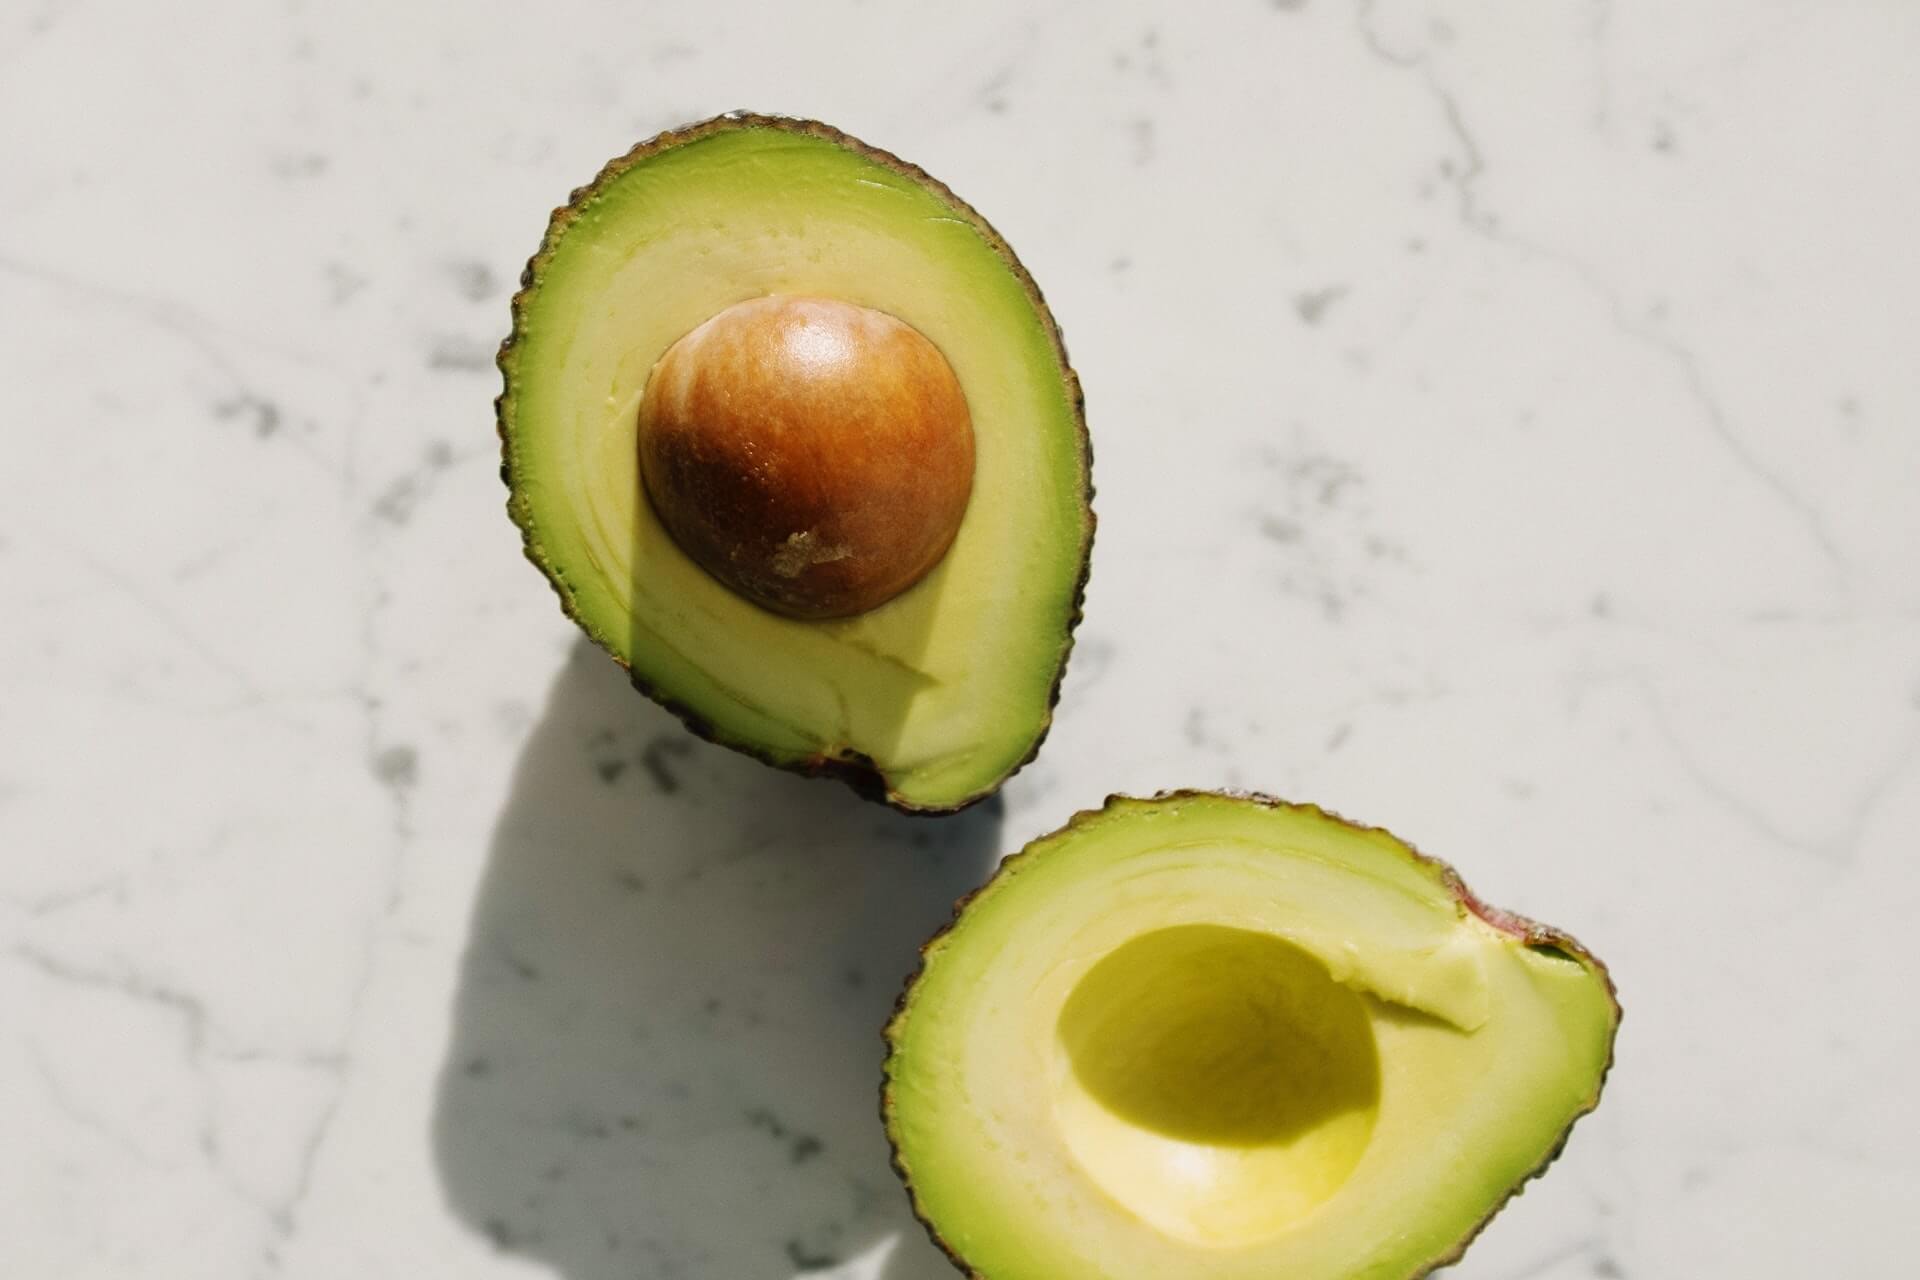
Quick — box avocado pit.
[637,294,975,620]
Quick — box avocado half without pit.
[885,792,1620,1279]
[498,115,1092,812]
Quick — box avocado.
[884,792,1619,1278]
[498,115,1092,813]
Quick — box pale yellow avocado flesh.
[884,793,1619,1279]
[500,118,1089,811]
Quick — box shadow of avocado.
[433,639,1000,1280]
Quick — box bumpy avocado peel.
[495,113,1095,813]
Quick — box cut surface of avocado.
[884,792,1619,1278]
[498,115,1092,812]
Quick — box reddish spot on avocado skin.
[1462,893,1539,939]
[638,294,976,620]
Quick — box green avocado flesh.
[884,793,1619,1279]
[499,116,1091,811]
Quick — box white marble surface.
[4,1,1918,1276]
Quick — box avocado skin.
[880,791,1621,1277]
[495,113,1093,815]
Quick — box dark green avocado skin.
[495,113,1094,814]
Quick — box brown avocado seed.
[637,294,975,620]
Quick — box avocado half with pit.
[884,792,1619,1278]
[498,115,1092,812]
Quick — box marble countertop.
[5,1,1917,1276]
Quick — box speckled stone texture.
[3,2,1917,1277]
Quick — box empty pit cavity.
[1052,925,1380,1248]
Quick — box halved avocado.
[498,115,1092,812]
[884,792,1619,1278]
